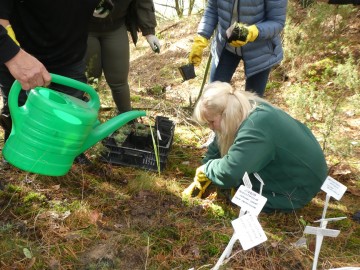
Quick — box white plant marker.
[212,172,267,270]
[231,213,268,251]
[329,267,360,270]
[304,176,347,270]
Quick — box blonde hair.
[193,81,265,156]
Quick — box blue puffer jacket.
[197,0,287,78]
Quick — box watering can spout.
[80,110,146,153]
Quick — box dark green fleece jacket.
[203,103,328,212]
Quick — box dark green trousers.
[86,24,132,113]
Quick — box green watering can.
[3,74,146,176]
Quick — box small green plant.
[333,55,360,94]
[134,123,152,137]
[134,123,146,130]
[299,216,309,228]
[149,119,161,175]
[114,132,127,144]
[147,85,164,96]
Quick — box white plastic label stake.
[253,173,265,195]
[232,213,267,251]
[321,176,347,200]
[304,226,340,238]
[304,221,341,270]
[231,185,267,216]
[314,217,347,223]
[242,172,252,189]
[329,267,360,270]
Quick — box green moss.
[7,184,22,193]
[130,95,141,102]
[206,245,220,256]
[0,223,13,233]
[208,203,225,218]
[23,191,46,204]
[266,81,282,90]
[149,226,180,240]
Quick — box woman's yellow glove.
[6,25,20,46]
[182,165,212,198]
[188,35,209,66]
[227,23,259,47]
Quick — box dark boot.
[0,113,12,143]
[74,153,91,165]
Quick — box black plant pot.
[178,64,196,81]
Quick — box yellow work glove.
[227,23,259,47]
[182,165,212,198]
[6,25,20,46]
[188,35,209,67]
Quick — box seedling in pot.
[118,125,132,135]
[114,132,127,145]
[227,22,249,42]
[134,123,150,137]
[134,123,147,130]
[112,125,132,145]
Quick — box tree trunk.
[175,0,184,17]
[188,0,195,15]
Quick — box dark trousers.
[209,48,271,97]
[86,24,132,114]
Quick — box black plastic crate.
[100,116,175,171]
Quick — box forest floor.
[0,2,359,270]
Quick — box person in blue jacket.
[188,0,288,97]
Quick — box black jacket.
[88,0,157,45]
[0,25,20,64]
[0,0,100,69]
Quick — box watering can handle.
[49,73,100,110]
[8,73,101,121]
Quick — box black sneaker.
[0,113,12,143]
[74,153,91,165]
